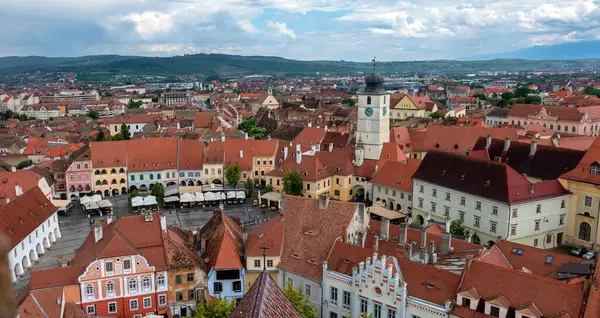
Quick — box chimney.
[14,185,22,197]
[373,234,379,253]
[283,146,288,160]
[420,226,428,263]
[429,240,437,264]
[311,144,317,155]
[200,233,207,254]
[503,137,510,152]
[441,216,452,254]
[399,219,410,244]
[530,140,537,156]
[220,134,226,142]
[329,142,333,152]
[160,215,167,232]
[308,122,312,128]
[485,134,492,149]
[466,231,473,243]
[94,224,103,243]
[176,122,180,129]
[404,244,412,261]
[106,215,113,225]
[11,167,16,172]
[240,150,244,158]
[267,135,271,140]
[420,227,427,249]
[375,165,379,173]
[380,217,390,241]
[318,194,329,209]
[244,132,249,140]
[296,147,302,164]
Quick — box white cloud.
[121,11,175,40]
[266,20,296,39]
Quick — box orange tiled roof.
[370,159,421,192]
[246,214,284,257]
[562,135,600,184]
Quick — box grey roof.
[486,107,511,118]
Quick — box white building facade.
[356,73,390,161]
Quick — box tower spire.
[372,57,377,72]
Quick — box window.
[175,275,182,284]
[419,185,424,193]
[474,216,480,228]
[361,299,368,314]
[143,297,152,308]
[432,189,437,197]
[534,238,538,246]
[187,273,194,282]
[490,221,497,233]
[330,287,338,302]
[490,305,500,317]
[130,299,139,311]
[430,202,436,213]
[334,190,340,196]
[492,206,498,215]
[287,277,293,287]
[158,275,165,287]
[592,164,600,175]
[343,291,351,306]
[512,208,518,218]
[267,259,273,267]
[149,174,154,180]
[459,211,465,221]
[188,289,195,300]
[105,261,113,274]
[444,206,450,216]
[307,184,310,190]
[561,200,566,208]
[254,259,261,268]
[233,281,242,292]
[460,196,466,205]
[418,198,423,208]
[142,277,150,291]
[86,305,96,315]
[388,308,396,318]
[129,279,137,293]
[445,192,450,201]
[214,282,223,293]
[536,204,542,214]
[476,201,481,210]
[85,285,94,300]
[546,234,552,244]
[305,284,311,296]
[585,196,593,207]
[106,281,115,296]
[158,295,167,306]
[463,298,471,307]
[535,220,541,231]
[124,259,131,271]
[140,174,144,181]
[511,224,517,236]
[108,302,117,314]
[374,303,382,318]
[545,255,554,264]
[367,96,372,105]
[330,313,338,318]
[560,214,565,225]
[176,291,183,301]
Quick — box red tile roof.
[292,127,326,152]
[267,154,330,182]
[0,170,44,206]
[584,267,600,318]
[327,241,373,276]
[230,271,301,318]
[127,138,178,172]
[101,114,159,125]
[198,211,244,270]
[17,287,65,318]
[246,214,284,257]
[278,195,359,281]
[417,125,518,154]
[397,257,461,306]
[30,266,85,290]
[562,135,600,184]
[0,187,56,249]
[459,259,585,317]
[90,141,127,168]
[178,139,204,170]
[509,104,584,121]
[194,112,217,129]
[370,159,421,192]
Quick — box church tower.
[355,70,390,160]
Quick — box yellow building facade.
[390,95,426,120]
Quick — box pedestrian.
[89,219,93,228]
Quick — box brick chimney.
[318,194,329,209]
[420,227,428,263]
[441,216,453,254]
[399,218,410,244]
[485,134,492,150]
[403,244,412,261]
[380,217,389,241]
[373,234,379,253]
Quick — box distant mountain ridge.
[465,41,600,60]
[1,51,600,79]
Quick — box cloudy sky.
[1,0,599,61]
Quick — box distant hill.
[465,41,600,60]
[1,53,600,79]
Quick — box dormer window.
[591,163,600,175]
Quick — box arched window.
[101,169,107,175]
[572,126,576,133]
[120,178,126,184]
[95,170,100,175]
[111,179,117,185]
[129,279,137,293]
[367,96,372,105]
[557,125,561,131]
[142,277,150,291]
[550,124,554,130]
[579,222,592,241]
[543,123,547,128]
[111,168,117,174]
[119,168,125,173]
[96,180,101,185]
[102,180,108,185]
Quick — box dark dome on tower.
[365,72,384,85]
[361,72,386,94]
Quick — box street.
[13,193,278,294]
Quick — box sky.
[1,0,599,61]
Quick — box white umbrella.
[98,199,113,208]
[180,193,195,203]
[90,194,102,202]
[227,191,236,199]
[143,196,157,206]
[236,191,246,199]
[84,202,100,210]
[164,196,180,202]
[204,192,216,201]
[131,196,144,207]
[80,196,91,205]
[194,192,204,202]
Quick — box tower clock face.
[364,107,373,117]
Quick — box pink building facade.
[66,149,93,199]
[507,104,600,137]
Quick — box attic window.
[460,174,465,180]
[335,167,340,171]
[545,255,554,264]
[386,154,390,158]
[484,180,490,187]
[511,248,524,255]
[435,143,440,148]
[304,171,308,176]
[591,163,600,175]
[344,259,350,263]
[454,144,459,149]
[426,283,435,289]
[441,170,446,176]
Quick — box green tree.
[129,188,139,198]
[245,177,254,197]
[501,92,515,100]
[87,110,100,119]
[150,182,165,197]
[127,100,143,109]
[238,118,267,139]
[283,282,317,318]
[95,129,105,141]
[111,132,124,141]
[524,95,542,104]
[450,219,466,236]
[342,98,356,106]
[238,118,257,132]
[225,163,241,188]
[514,86,534,98]
[18,114,29,121]
[120,123,131,140]
[283,171,303,196]
[584,86,600,98]
[17,159,33,169]
[4,110,14,119]
[430,112,445,120]
[0,123,6,129]
[194,298,236,318]
[471,93,486,100]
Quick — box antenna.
[260,243,270,271]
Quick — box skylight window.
[545,255,554,264]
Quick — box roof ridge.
[251,273,268,317]
[471,260,584,287]
[30,292,49,318]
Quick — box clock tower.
[355,71,390,161]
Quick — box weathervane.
[372,57,377,72]
[260,243,270,271]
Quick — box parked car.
[583,251,597,260]
[570,247,588,257]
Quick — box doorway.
[557,232,563,245]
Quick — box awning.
[97,200,113,208]
[131,196,144,207]
[79,196,91,205]
[51,199,71,208]
[143,196,158,206]
[84,202,100,210]
[194,192,204,202]
[204,192,216,201]
[367,203,406,220]
[226,191,237,199]
[180,193,195,203]
[164,185,179,197]
[260,192,282,202]
[90,194,102,203]
[236,191,246,199]
[164,196,180,203]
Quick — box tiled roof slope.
[562,135,600,184]
[246,214,283,257]
[229,271,301,318]
[198,210,244,270]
